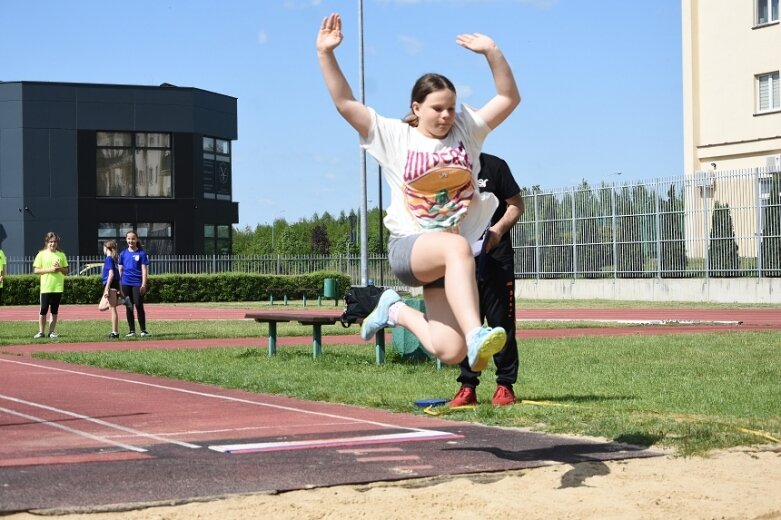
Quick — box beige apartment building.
[682,0,780,257]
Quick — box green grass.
[0,318,631,346]
[23,328,781,456]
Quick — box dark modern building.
[0,81,238,258]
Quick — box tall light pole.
[357,0,369,286]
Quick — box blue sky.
[1,0,682,229]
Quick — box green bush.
[0,271,351,305]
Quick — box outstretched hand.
[317,13,343,53]
[455,33,498,54]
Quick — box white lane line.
[1,358,446,436]
[0,406,147,453]
[0,394,201,449]
[209,430,462,454]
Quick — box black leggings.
[39,292,63,316]
[121,285,146,332]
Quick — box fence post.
[654,180,662,279]
[571,186,577,279]
[533,192,540,281]
[703,180,710,280]
[611,184,618,280]
[755,167,763,278]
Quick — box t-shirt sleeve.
[360,107,404,168]
[495,157,521,201]
[460,104,491,157]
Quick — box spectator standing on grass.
[101,240,123,339]
[449,153,524,407]
[32,232,69,338]
[118,230,150,337]
[316,12,521,369]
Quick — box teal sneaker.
[360,289,401,341]
[467,327,506,372]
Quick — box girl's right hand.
[317,13,343,53]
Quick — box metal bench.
[244,311,386,364]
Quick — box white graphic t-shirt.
[360,105,498,243]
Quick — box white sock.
[387,301,404,326]
[466,326,484,346]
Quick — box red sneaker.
[449,386,477,407]
[491,385,516,406]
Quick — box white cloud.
[283,0,323,9]
[257,31,269,45]
[398,35,424,56]
[314,154,341,166]
[455,84,474,100]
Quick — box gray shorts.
[388,234,444,288]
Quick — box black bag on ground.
[340,285,385,327]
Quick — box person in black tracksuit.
[450,153,524,406]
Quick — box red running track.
[0,356,661,513]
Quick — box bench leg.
[375,329,385,365]
[312,323,322,358]
[268,322,277,356]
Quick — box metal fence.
[5,169,779,283]
[513,168,781,279]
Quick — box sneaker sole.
[470,329,506,372]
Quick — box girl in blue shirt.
[118,231,150,337]
[101,240,123,339]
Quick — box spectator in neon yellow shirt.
[0,246,6,304]
[32,232,69,339]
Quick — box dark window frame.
[96,131,173,198]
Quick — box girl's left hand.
[455,33,497,54]
[317,13,343,53]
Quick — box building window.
[204,224,232,254]
[202,136,232,201]
[97,132,172,197]
[97,222,173,255]
[757,72,780,113]
[756,0,779,25]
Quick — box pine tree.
[708,202,740,277]
[660,185,687,277]
[615,188,644,277]
[761,173,781,276]
[575,182,610,278]
[514,187,537,277]
[311,224,330,255]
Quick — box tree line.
[233,208,387,256]
[233,175,781,278]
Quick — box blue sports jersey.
[102,256,120,286]
[118,249,149,286]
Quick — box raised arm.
[456,33,521,130]
[316,13,372,138]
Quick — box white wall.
[516,278,779,304]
